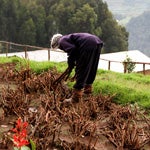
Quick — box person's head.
[50,33,62,49]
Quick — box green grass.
[94,69,150,109]
[28,60,67,74]
[0,56,67,74]
[0,56,150,110]
[0,56,22,63]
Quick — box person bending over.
[50,33,103,103]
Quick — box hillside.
[103,0,150,17]
[103,0,150,26]
[126,11,150,57]
[103,0,150,57]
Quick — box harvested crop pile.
[0,62,150,150]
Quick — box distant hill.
[104,0,150,26]
[126,11,150,57]
[103,0,150,57]
[104,0,150,18]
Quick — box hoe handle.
[53,67,72,85]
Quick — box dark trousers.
[73,44,102,89]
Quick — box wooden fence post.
[6,42,9,57]
[124,62,127,73]
[108,61,111,70]
[24,46,28,59]
[143,63,145,75]
[48,48,50,61]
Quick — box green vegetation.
[123,55,136,73]
[0,57,150,110]
[95,70,150,109]
[0,0,128,53]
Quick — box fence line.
[0,41,56,61]
[100,58,150,74]
[0,41,150,75]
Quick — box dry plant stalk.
[0,62,150,149]
[102,105,150,149]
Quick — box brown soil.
[0,62,150,150]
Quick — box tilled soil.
[0,62,150,150]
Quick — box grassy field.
[0,56,150,110]
[94,69,150,109]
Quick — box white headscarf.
[50,33,62,49]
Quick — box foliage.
[18,18,36,45]
[123,55,136,73]
[0,0,128,53]
[68,3,98,33]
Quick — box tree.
[69,4,97,33]
[123,55,135,73]
[0,0,18,41]
[51,0,75,34]
[0,0,7,40]
[0,0,128,53]
[29,4,47,46]
[48,0,128,53]
[18,18,36,45]
[101,18,128,53]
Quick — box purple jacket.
[58,33,103,65]
[58,33,103,54]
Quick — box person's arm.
[59,38,77,69]
[67,48,77,70]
